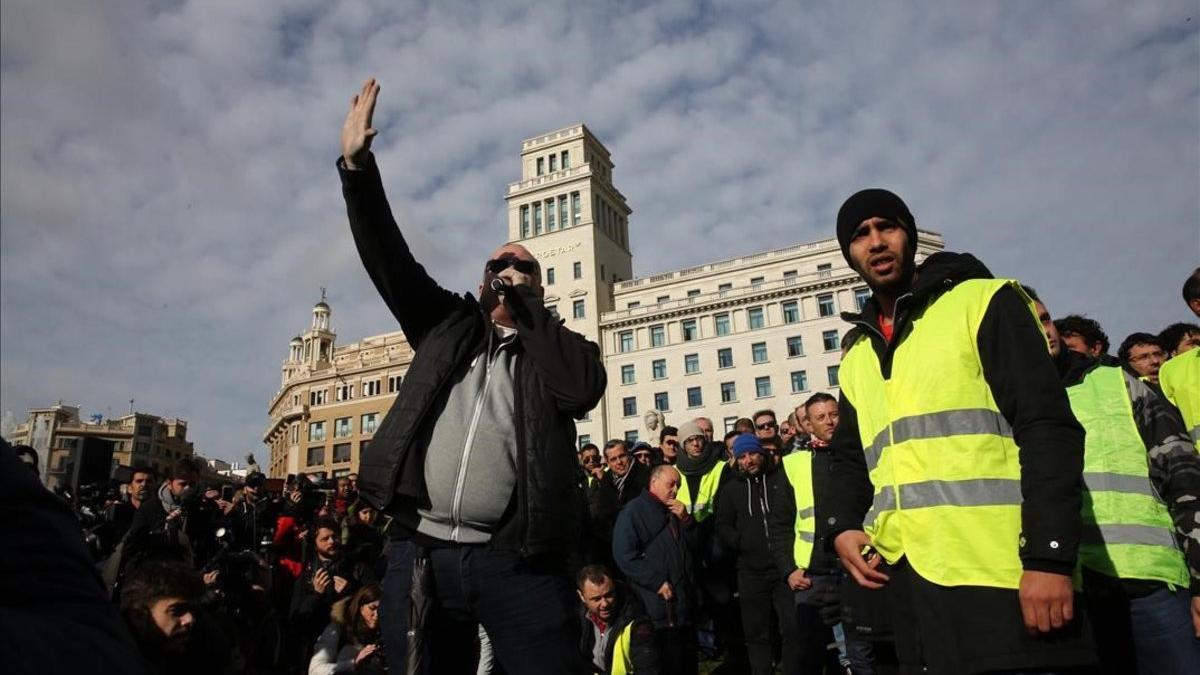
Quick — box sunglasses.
[486,257,539,276]
[756,421,777,430]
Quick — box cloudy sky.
[2,0,1197,463]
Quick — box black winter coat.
[612,493,696,628]
[339,154,607,559]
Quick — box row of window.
[305,376,402,407]
[534,149,571,176]
[618,366,840,417]
[545,261,584,286]
[617,331,840,386]
[625,281,868,311]
[519,192,582,238]
[303,413,380,443]
[306,440,368,467]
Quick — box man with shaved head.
[338,78,607,674]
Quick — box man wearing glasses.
[338,78,607,674]
[1118,333,1168,385]
[752,410,779,441]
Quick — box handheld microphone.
[489,278,510,293]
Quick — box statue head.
[643,410,664,434]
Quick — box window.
[817,293,836,317]
[561,150,570,169]
[559,196,568,230]
[310,389,327,405]
[817,262,833,279]
[619,331,633,353]
[361,413,378,435]
[855,287,871,311]
[652,359,667,379]
[755,376,772,398]
[750,276,764,289]
[621,364,635,385]
[718,347,734,368]
[306,446,325,466]
[334,417,352,438]
[687,289,701,298]
[684,353,700,374]
[308,421,325,442]
[601,264,605,279]
[533,202,542,235]
[536,157,544,175]
[721,417,737,433]
[336,384,354,401]
[363,379,381,396]
[681,319,698,341]
[546,198,556,230]
[791,370,809,393]
[751,342,768,363]
[782,300,800,324]
[546,268,555,285]
[548,153,556,172]
[783,270,798,285]
[388,375,402,393]
[748,306,765,330]
[578,434,591,449]
[573,300,585,319]
[787,335,805,357]
[624,430,639,444]
[520,205,530,238]
[715,313,731,336]
[290,424,299,444]
[720,382,737,403]
[573,261,582,279]
[654,392,670,411]
[823,330,840,352]
[571,192,581,225]
[718,283,732,296]
[687,386,703,408]
[333,443,352,463]
[627,301,641,309]
[827,365,841,387]
[650,324,666,347]
[622,397,637,417]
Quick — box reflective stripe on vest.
[1067,365,1189,586]
[676,461,726,522]
[782,451,817,569]
[610,622,634,675]
[840,278,1033,590]
[1160,350,1200,451]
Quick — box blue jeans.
[380,540,579,675]
[1130,586,1200,673]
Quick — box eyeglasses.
[1128,349,1165,364]
[486,257,539,276]
[756,421,777,430]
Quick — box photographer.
[308,583,386,675]
[123,458,205,568]
[107,466,156,544]
[226,471,280,553]
[290,517,371,665]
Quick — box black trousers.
[886,557,1098,675]
[654,625,698,675]
[737,567,802,675]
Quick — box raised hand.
[342,78,380,170]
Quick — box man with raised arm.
[338,78,607,674]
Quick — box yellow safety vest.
[676,461,726,522]
[1067,365,1189,586]
[840,278,1036,589]
[781,451,817,569]
[610,621,635,675]
[1159,349,1200,451]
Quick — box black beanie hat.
[836,189,918,265]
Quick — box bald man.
[339,78,607,675]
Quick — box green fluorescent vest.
[839,278,1032,589]
[1067,364,1189,586]
[676,461,726,522]
[1160,349,1200,452]
[782,451,817,569]
[610,622,635,675]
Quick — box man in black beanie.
[824,189,1097,673]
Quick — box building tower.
[504,125,632,444]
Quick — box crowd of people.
[1,77,1198,675]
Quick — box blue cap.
[731,433,764,458]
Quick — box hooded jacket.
[825,251,1086,575]
[715,454,784,572]
[339,154,606,559]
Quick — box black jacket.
[577,584,659,674]
[825,252,1086,575]
[340,154,607,558]
[601,462,650,511]
[612,493,696,627]
[766,447,839,579]
[715,458,784,572]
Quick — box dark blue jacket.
[612,493,696,628]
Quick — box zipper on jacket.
[448,331,512,542]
